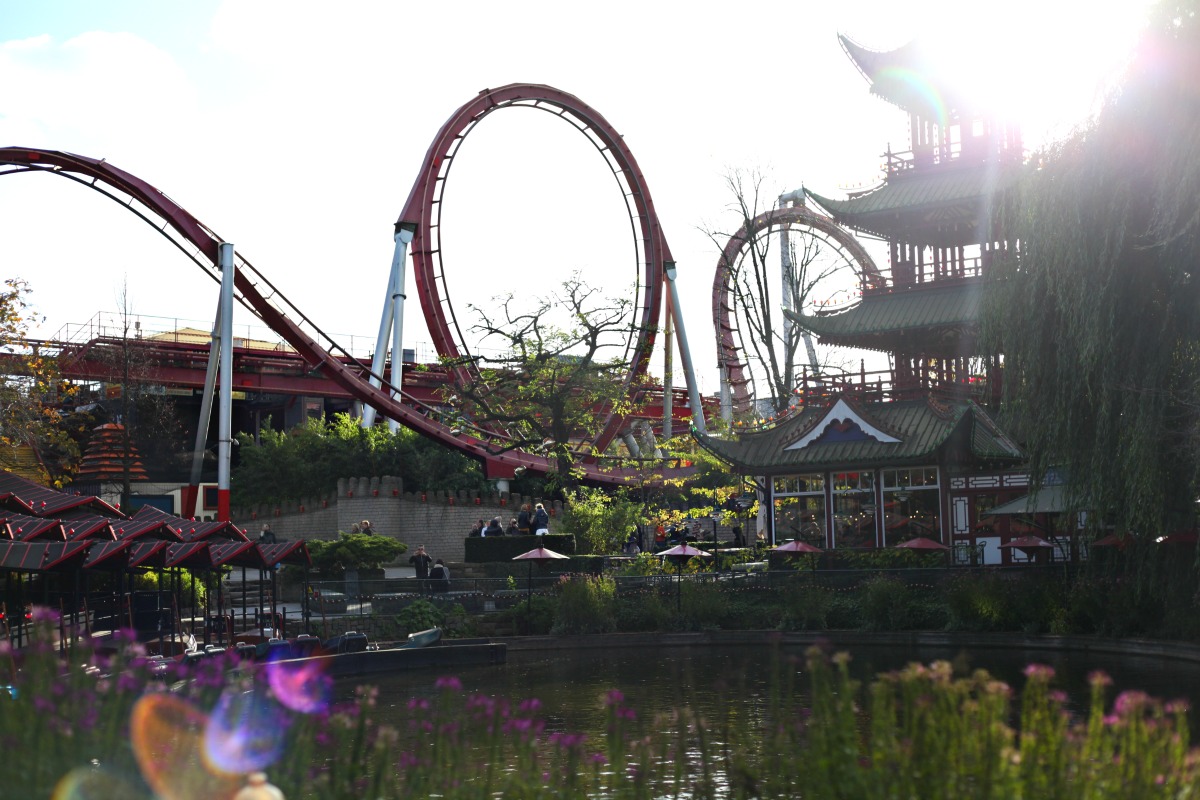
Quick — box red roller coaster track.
[0,85,693,485]
[711,204,883,414]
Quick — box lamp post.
[710,512,721,550]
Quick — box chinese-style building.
[698,36,1061,565]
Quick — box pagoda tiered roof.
[696,393,1021,475]
[804,163,1020,245]
[840,35,979,120]
[783,281,985,353]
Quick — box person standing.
[532,503,550,536]
[409,544,432,579]
[485,517,505,537]
[469,519,484,537]
[507,518,520,536]
[258,523,276,544]
[517,504,532,535]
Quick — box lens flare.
[267,656,332,714]
[204,688,289,774]
[51,767,139,800]
[130,693,243,800]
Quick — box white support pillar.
[184,302,224,518]
[664,262,706,434]
[362,268,397,429]
[387,227,414,433]
[216,242,235,521]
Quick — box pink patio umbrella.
[658,543,712,611]
[772,538,823,571]
[893,536,950,551]
[513,546,569,635]
[998,534,1054,558]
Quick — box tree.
[0,278,77,485]
[705,169,860,417]
[306,533,406,579]
[984,1,1200,534]
[231,413,491,508]
[445,276,647,494]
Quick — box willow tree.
[985,1,1200,534]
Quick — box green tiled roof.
[784,281,983,350]
[696,395,1021,475]
[804,165,1019,243]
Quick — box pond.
[357,639,1200,736]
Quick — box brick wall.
[232,476,564,562]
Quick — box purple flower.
[1115,690,1150,716]
[1023,664,1055,681]
[435,676,463,693]
[1088,670,1113,688]
[605,689,625,706]
[590,752,608,765]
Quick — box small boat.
[394,627,441,650]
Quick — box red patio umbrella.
[657,543,712,611]
[512,546,569,634]
[894,536,949,551]
[772,540,823,554]
[1091,532,1130,549]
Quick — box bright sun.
[925,0,1156,149]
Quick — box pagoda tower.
[74,422,150,484]
[790,36,1024,401]
[696,37,1046,565]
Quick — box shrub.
[552,574,617,635]
[559,487,642,554]
[396,598,443,634]
[615,591,672,632]
[780,577,833,631]
[859,574,913,631]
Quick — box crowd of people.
[469,503,552,537]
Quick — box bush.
[552,575,617,634]
[506,594,557,635]
[780,577,833,631]
[615,591,672,632]
[675,580,726,631]
[559,487,643,554]
[859,574,913,631]
[463,534,576,563]
[396,598,443,634]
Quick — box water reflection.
[358,642,1200,735]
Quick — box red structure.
[0,84,706,487]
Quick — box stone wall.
[231,475,564,562]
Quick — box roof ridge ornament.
[784,396,902,451]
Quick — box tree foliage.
[446,276,647,494]
[307,532,406,578]
[231,413,491,507]
[0,278,77,485]
[984,1,1200,534]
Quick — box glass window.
[882,466,941,547]
[774,495,826,547]
[774,474,824,495]
[831,470,877,549]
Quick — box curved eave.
[783,281,985,351]
[838,34,986,120]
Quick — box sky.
[0,0,1156,395]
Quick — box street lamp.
[710,511,721,549]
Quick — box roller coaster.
[0,84,708,489]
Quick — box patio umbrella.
[893,536,949,551]
[772,538,822,573]
[1091,533,1130,550]
[998,535,1053,558]
[512,546,568,634]
[657,543,712,611]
